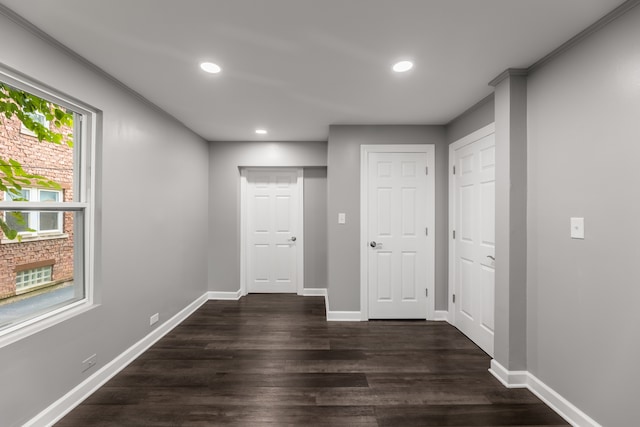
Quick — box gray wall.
[446,94,495,144]
[327,125,447,312]
[304,168,328,289]
[526,5,640,426]
[0,13,209,427]
[208,141,327,292]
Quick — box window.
[4,189,63,235]
[16,265,53,292]
[20,111,50,137]
[0,66,96,344]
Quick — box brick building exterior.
[0,113,74,300]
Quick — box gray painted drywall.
[526,5,640,426]
[0,13,209,427]
[207,141,327,292]
[446,94,495,144]
[493,72,528,371]
[327,125,447,312]
[304,168,328,289]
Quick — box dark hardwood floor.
[57,294,568,426]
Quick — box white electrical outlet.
[570,217,585,239]
[150,313,159,326]
[338,213,346,224]
[82,354,96,372]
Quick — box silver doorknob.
[289,236,297,242]
[370,241,377,248]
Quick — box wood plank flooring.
[57,294,568,426]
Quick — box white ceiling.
[0,0,626,141]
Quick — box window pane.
[0,210,81,330]
[39,212,61,232]
[5,211,30,232]
[6,189,29,202]
[39,191,60,202]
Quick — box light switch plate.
[570,217,584,239]
[338,213,346,224]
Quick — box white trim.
[489,359,528,388]
[0,64,98,347]
[208,290,242,300]
[326,311,362,322]
[240,169,248,296]
[528,373,602,427]
[301,288,327,297]
[24,293,209,427]
[296,168,305,295]
[360,144,435,321]
[489,359,602,427]
[448,123,495,327]
[433,310,449,321]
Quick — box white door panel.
[366,150,433,319]
[246,169,301,293]
[452,130,495,356]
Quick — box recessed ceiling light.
[255,129,268,135]
[392,60,413,73]
[200,62,221,74]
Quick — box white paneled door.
[451,126,496,356]
[363,147,434,319]
[245,169,302,294]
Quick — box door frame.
[360,144,435,320]
[240,167,305,296]
[448,123,495,325]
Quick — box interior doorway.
[449,124,496,356]
[241,168,304,295]
[360,145,435,320]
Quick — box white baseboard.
[301,288,328,297]
[321,289,361,321]
[433,310,449,321]
[489,359,528,388]
[207,290,242,300]
[489,359,602,427]
[326,310,362,321]
[25,292,210,427]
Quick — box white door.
[451,127,496,356]
[245,168,302,294]
[364,148,434,319]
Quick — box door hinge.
[425,288,428,297]
[425,166,429,175]
[425,227,428,236]
[452,230,456,239]
[453,165,456,175]
[452,294,456,303]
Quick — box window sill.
[0,299,97,349]
[1,233,69,245]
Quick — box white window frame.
[20,111,50,137]
[0,65,98,348]
[4,188,64,236]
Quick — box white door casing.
[360,145,435,320]
[449,124,496,356]
[241,168,304,295]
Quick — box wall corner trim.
[489,360,603,427]
[488,68,529,87]
[24,292,210,427]
[208,290,242,300]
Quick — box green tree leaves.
[0,82,73,240]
